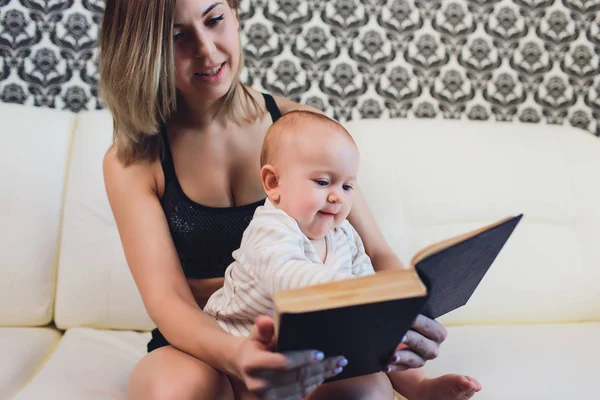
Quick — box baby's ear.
[260,165,280,203]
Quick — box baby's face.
[276,129,359,240]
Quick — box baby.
[204,110,481,399]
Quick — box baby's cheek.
[338,203,352,220]
[287,185,321,220]
[309,195,325,214]
[297,199,319,220]
[284,194,313,221]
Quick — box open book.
[273,214,523,381]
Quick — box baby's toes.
[463,376,482,392]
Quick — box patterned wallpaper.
[1,0,599,135]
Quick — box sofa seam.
[51,113,80,329]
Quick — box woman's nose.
[193,27,216,57]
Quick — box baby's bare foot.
[416,374,481,400]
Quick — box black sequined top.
[159,93,281,279]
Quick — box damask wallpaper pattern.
[1,0,599,135]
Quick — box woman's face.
[172,0,240,102]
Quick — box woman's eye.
[207,14,224,27]
[315,180,329,187]
[173,32,183,41]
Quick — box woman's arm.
[346,188,405,272]
[103,147,241,376]
[103,146,342,397]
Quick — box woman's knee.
[309,372,394,400]
[352,372,394,400]
[127,346,234,400]
[367,372,395,399]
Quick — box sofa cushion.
[0,104,74,326]
[11,328,149,400]
[424,322,600,399]
[54,110,153,330]
[0,327,61,399]
[9,324,598,399]
[345,119,600,325]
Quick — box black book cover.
[276,296,427,382]
[276,214,523,382]
[418,214,523,319]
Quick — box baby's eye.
[314,179,329,187]
[343,184,354,191]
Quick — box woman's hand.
[384,314,448,372]
[234,316,347,399]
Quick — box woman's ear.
[261,164,280,203]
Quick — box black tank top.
[159,93,281,279]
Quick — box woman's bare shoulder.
[102,145,161,196]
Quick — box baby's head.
[260,110,359,240]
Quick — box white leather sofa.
[1,102,599,400]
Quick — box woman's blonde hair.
[99,0,262,165]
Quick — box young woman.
[99,0,480,399]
